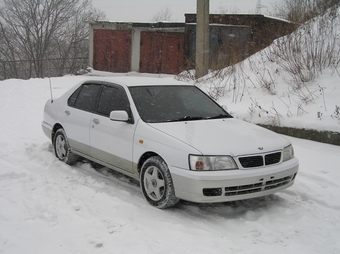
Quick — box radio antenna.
[49,77,53,103]
[47,60,54,103]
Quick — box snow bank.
[0,75,340,254]
[194,6,340,133]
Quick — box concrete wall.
[185,14,297,57]
[259,124,340,146]
[185,24,252,69]
[89,15,296,74]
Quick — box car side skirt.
[70,146,139,181]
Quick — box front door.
[90,84,135,173]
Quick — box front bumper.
[170,157,299,203]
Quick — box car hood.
[148,118,289,156]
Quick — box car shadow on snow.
[174,195,287,220]
[45,144,289,220]
[85,160,288,218]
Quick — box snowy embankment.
[193,6,340,133]
[0,77,340,254]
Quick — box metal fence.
[0,57,88,80]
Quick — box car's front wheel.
[53,128,78,165]
[140,156,179,209]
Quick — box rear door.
[90,84,135,173]
[63,83,101,156]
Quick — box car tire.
[53,128,78,165]
[140,156,179,209]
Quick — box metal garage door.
[93,30,132,73]
[140,32,184,74]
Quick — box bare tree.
[152,7,172,22]
[272,0,339,23]
[0,0,105,79]
[216,6,240,14]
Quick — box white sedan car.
[42,76,299,208]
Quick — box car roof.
[81,76,192,87]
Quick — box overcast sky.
[91,0,277,22]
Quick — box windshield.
[129,85,232,123]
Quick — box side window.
[68,84,101,112]
[97,85,129,117]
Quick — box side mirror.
[109,110,129,122]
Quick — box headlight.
[189,155,238,171]
[282,144,294,162]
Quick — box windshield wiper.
[167,116,204,122]
[205,114,232,119]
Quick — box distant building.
[89,14,296,74]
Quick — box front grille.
[265,152,281,165]
[202,173,297,197]
[238,151,282,168]
[222,173,296,197]
[265,175,293,190]
[239,156,263,168]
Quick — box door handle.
[65,110,70,116]
[93,118,100,124]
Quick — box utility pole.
[195,0,209,79]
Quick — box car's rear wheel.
[140,156,179,208]
[53,128,78,165]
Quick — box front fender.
[133,120,200,171]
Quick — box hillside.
[192,6,340,133]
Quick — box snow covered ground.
[0,75,340,254]
[1,5,340,254]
